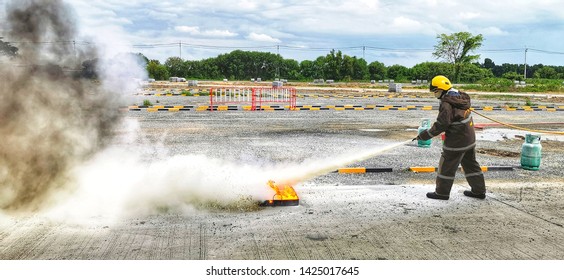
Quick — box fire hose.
[470,109,564,135]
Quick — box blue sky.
[3,0,564,67]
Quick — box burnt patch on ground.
[477,148,521,157]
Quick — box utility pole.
[276,44,280,79]
[362,46,365,60]
[524,47,528,80]
[179,40,182,60]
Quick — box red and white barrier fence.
[210,87,296,111]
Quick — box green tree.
[458,63,493,83]
[280,59,301,80]
[299,60,316,80]
[387,64,411,81]
[368,61,387,81]
[341,55,354,81]
[199,58,222,80]
[314,56,326,79]
[534,66,558,79]
[146,60,169,80]
[491,65,504,77]
[433,32,483,82]
[410,62,453,81]
[324,49,343,80]
[212,50,285,80]
[502,72,521,81]
[352,57,369,80]
[482,58,495,69]
[165,57,186,78]
[216,50,244,80]
[499,63,520,78]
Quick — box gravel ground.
[1,91,563,261]
[123,98,564,185]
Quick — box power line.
[365,46,433,52]
[181,43,278,50]
[279,45,364,51]
[481,48,523,53]
[6,40,564,57]
[131,43,178,48]
[529,48,564,55]
[0,41,469,54]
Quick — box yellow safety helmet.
[430,75,452,98]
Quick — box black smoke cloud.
[0,0,131,211]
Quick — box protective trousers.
[435,147,486,196]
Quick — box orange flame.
[267,180,298,201]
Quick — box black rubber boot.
[463,190,486,199]
[426,192,449,200]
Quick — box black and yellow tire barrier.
[331,166,514,174]
[127,104,564,112]
[409,166,514,173]
[334,167,393,173]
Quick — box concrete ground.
[1,90,563,260]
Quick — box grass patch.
[524,97,536,106]
[462,78,564,93]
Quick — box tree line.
[144,50,564,83]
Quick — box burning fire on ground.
[260,180,299,206]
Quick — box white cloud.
[459,12,480,20]
[175,26,200,34]
[59,0,564,66]
[391,17,424,32]
[201,30,238,38]
[146,10,178,20]
[246,32,281,43]
[175,26,238,38]
[237,0,259,10]
[479,27,508,36]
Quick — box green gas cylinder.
[521,134,542,171]
[417,118,432,148]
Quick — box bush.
[482,78,514,91]
[143,99,153,107]
[462,78,514,92]
[523,79,563,92]
[524,97,535,106]
[462,77,564,93]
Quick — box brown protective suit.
[418,89,486,196]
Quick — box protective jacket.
[418,89,476,151]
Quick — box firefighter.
[417,75,486,200]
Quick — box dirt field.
[1,83,563,262]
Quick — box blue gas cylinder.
[521,134,542,171]
[417,118,432,148]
